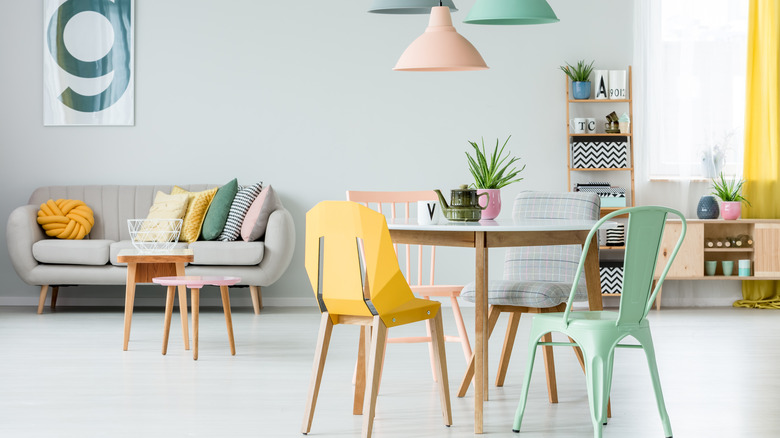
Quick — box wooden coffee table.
[117,249,194,351]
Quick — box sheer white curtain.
[634,0,748,180]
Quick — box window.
[636,0,748,179]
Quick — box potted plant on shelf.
[466,135,525,220]
[711,172,751,220]
[560,59,595,99]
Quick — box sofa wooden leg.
[38,285,49,314]
[50,286,59,310]
[250,286,263,314]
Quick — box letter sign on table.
[44,0,134,125]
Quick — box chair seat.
[412,284,463,296]
[381,297,441,328]
[460,280,587,307]
[534,310,651,331]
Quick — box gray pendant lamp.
[464,0,559,25]
[369,0,457,14]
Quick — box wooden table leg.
[583,232,604,311]
[175,263,190,350]
[123,262,138,351]
[192,288,199,360]
[220,285,236,355]
[475,231,488,434]
[162,286,175,355]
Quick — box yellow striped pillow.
[171,186,218,243]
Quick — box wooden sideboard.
[652,219,780,308]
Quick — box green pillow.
[200,178,239,240]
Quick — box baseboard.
[0,296,315,308]
[0,290,738,308]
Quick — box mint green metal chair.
[512,206,685,438]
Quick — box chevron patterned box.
[571,137,628,168]
[600,261,624,294]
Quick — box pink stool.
[153,276,241,360]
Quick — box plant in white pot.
[466,136,525,220]
[711,172,751,220]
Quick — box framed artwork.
[43,0,134,126]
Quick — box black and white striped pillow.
[218,182,263,241]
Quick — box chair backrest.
[305,201,418,323]
[562,206,687,326]
[346,190,440,287]
[506,192,601,292]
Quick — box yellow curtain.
[735,0,780,309]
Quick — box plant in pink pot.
[711,172,751,220]
[466,135,525,221]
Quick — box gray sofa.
[6,185,296,313]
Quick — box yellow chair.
[301,201,452,438]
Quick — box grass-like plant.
[559,59,595,82]
[711,172,751,205]
[466,136,525,190]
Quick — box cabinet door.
[754,224,780,276]
[655,223,703,278]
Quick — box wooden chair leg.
[250,286,263,314]
[353,325,368,415]
[457,305,501,397]
[301,313,334,435]
[37,285,49,314]
[192,288,200,361]
[495,311,522,387]
[162,286,176,355]
[425,311,438,382]
[362,316,388,438]
[220,286,236,355]
[428,311,453,426]
[50,286,59,310]
[540,331,558,403]
[450,294,473,363]
[535,307,559,404]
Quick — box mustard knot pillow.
[37,199,95,240]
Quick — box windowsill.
[648,176,712,182]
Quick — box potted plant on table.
[560,59,595,99]
[711,172,751,220]
[466,135,525,220]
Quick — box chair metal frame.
[512,206,686,438]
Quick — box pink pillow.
[241,185,282,241]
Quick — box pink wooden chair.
[346,190,472,379]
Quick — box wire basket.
[127,219,183,253]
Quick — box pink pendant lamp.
[394,6,488,71]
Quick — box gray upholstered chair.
[457,191,601,403]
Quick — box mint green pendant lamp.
[464,0,559,25]
[369,0,457,14]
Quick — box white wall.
[0,0,740,308]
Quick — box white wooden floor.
[1,303,778,437]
